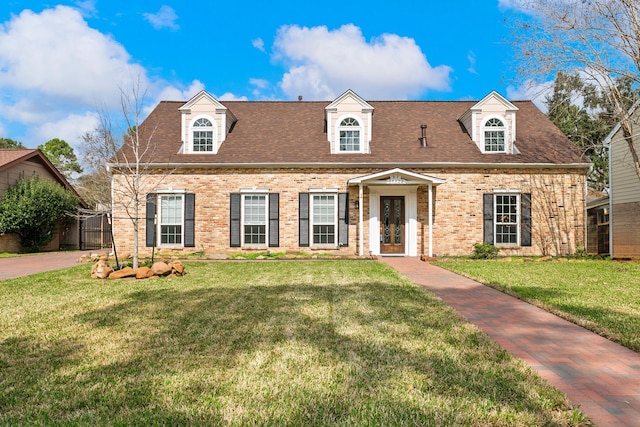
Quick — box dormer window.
[192,117,214,152]
[484,118,505,152]
[339,117,361,152]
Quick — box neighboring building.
[110,90,590,258]
[586,192,610,256]
[0,149,86,252]
[601,105,640,258]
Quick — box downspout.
[608,142,613,258]
[359,184,364,257]
[428,184,434,257]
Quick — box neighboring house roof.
[0,149,88,208]
[116,98,590,168]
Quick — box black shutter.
[230,193,241,247]
[521,193,532,247]
[269,193,279,247]
[145,193,156,247]
[184,193,195,247]
[483,194,494,245]
[338,192,349,246]
[299,193,309,247]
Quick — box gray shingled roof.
[115,99,590,167]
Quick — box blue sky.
[0,0,540,149]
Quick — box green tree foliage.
[545,72,612,191]
[38,138,83,178]
[0,176,79,252]
[546,72,640,191]
[0,138,25,149]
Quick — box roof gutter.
[107,161,592,171]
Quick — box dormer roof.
[325,89,375,114]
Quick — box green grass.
[434,259,640,352]
[0,261,589,426]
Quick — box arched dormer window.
[191,117,215,152]
[339,117,361,152]
[483,117,505,152]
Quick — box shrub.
[471,242,500,259]
[0,176,78,252]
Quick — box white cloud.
[249,78,270,89]
[506,79,553,112]
[467,51,478,75]
[272,24,453,100]
[0,6,195,148]
[218,92,248,101]
[252,37,265,52]
[152,80,206,103]
[34,112,100,149]
[143,5,179,31]
[0,6,147,109]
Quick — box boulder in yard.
[91,259,113,279]
[151,261,172,276]
[135,267,154,279]
[169,260,185,275]
[109,267,136,279]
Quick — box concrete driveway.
[0,251,96,281]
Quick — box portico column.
[359,184,364,256]
[428,183,434,257]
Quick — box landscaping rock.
[91,259,113,279]
[151,261,172,276]
[169,261,185,275]
[109,267,136,279]
[135,267,154,279]
[536,256,553,262]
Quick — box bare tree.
[83,76,165,269]
[510,0,640,180]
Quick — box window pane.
[193,130,213,151]
[484,130,504,151]
[160,195,182,224]
[161,225,182,244]
[313,225,335,244]
[340,130,360,151]
[244,225,266,244]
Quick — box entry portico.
[348,168,445,257]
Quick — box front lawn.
[0,261,589,425]
[434,259,640,352]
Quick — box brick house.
[0,149,87,252]
[593,102,640,258]
[110,89,590,258]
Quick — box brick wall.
[111,167,586,257]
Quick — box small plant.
[471,242,500,259]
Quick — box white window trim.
[241,193,269,247]
[157,193,185,247]
[310,192,338,248]
[335,114,363,154]
[493,192,520,246]
[188,114,217,154]
[482,115,507,153]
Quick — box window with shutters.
[230,192,279,248]
[483,192,531,247]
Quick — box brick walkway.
[380,257,640,426]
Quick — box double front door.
[380,196,405,254]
